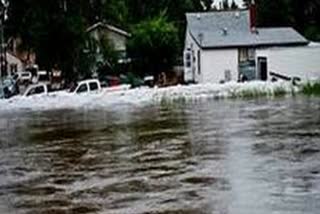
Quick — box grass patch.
[273,86,288,97]
[302,82,320,95]
[236,86,288,99]
[238,89,268,98]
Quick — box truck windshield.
[27,86,45,97]
[76,84,88,94]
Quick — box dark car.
[0,78,19,99]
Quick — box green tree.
[256,0,290,27]
[290,0,320,41]
[100,0,128,27]
[128,14,179,76]
[7,0,89,81]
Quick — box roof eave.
[200,41,309,50]
[86,22,131,38]
[188,31,204,49]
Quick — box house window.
[10,64,18,74]
[239,48,248,62]
[239,48,255,62]
[185,52,191,68]
[239,48,257,81]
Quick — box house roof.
[86,22,131,37]
[186,10,309,49]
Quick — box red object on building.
[109,76,120,86]
[249,1,257,30]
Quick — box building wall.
[107,31,127,52]
[201,49,238,84]
[184,30,202,83]
[184,31,239,84]
[89,28,127,52]
[256,44,320,81]
[6,53,24,76]
[8,37,37,66]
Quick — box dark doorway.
[258,57,268,81]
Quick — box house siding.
[201,49,238,84]
[88,27,128,52]
[184,30,202,83]
[256,45,320,81]
[6,53,24,76]
[107,31,127,52]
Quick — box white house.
[184,6,320,84]
[2,52,24,77]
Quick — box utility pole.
[0,0,8,81]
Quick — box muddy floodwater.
[0,96,320,214]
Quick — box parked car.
[18,71,32,85]
[0,78,19,99]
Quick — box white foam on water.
[0,81,297,113]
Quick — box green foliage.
[126,0,202,23]
[95,36,120,78]
[245,0,320,41]
[120,72,144,87]
[256,0,290,27]
[234,87,287,99]
[100,0,129,27]
[273,87,288,97]
[128,14,179,76]
[302,82,320,95]
[7,0,89,81]
[39,15,88,80]
[238,89,268,98]
[304,25,320,41]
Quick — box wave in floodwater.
[0,96,320,214]
[0,81,296,113]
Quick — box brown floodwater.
[0,96,320,214]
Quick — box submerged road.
[0,96,319,214]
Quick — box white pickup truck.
[22,79,130,97]
[69,79,102,95]
[23,83,49,97]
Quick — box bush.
[302,82,320,95]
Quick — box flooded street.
[0,96,320,214]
